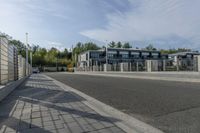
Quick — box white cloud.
[80,0,200,49]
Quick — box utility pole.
[56,56,58,71]
[30,50,32,73]
[25,33,28,76]
[71,45,73,61]
[105,40,108,72]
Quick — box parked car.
[32,67,40,73]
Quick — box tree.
[32,45,40,54]
[116,42,122,48]
[84,42,100,51]
[73,42,100,55]
[160,48,192,54]
[145,44,157,51]
[123,42,132,48]
[9,39,26,58]
[0,32,12,39]
[108,41,116,48]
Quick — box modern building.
[77,48,200,72]
[77,48,168,71]
[169,51,200,71]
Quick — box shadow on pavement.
[0,74,122,133]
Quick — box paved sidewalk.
[0,74,125,133]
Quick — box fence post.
[163,60,166,71]
[197,56,200,72]
[120,63,124,72]
[104,64,107,72]
[177,59,179,71]
[146,60,152,72]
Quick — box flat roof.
[169,51,200,56]
[79,48,160,55]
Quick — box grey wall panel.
[0,37,8,85]
[8,44,14,82]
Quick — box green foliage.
[116,42,122,48]
[10,39,26,57]
[123,42,132,48]
[160,48,191,54]
[72,42,100,64]
[145,44,157,51]
[0,32,12,40]
[108,41,132,48]
[2,32,197,69]
[108,41,116,48]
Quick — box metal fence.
[76,58,200,72]
[0,37,32,85]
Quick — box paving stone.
[0,74,125,133]
[80,123,95,132]
[91,122,105,130]
[42,116,52,122]
[57,128,71,133]
[3,126,16,133]
[68,122,84,133]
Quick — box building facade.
[77,48,168,71]
[169,52,200,71]
[77,48,200,72]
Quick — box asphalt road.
[45,72,200,133]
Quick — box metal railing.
[76,58,200,72]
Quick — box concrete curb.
[73,72,200,83]
[43,74,164,133]
[0,76,29,102]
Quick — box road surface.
[45,72,200,133]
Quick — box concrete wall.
[0,37,32,101]
[18,55,26,79]
[14,46,18,80]
[8,44,14,82]
[0,37,9,85]
[194,55,200,72]
[104,64,112,72]
[151,60,159,71]
[0,76,27,102]
[146,60,151,72]
[120,63,129,72]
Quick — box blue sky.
[0,0,200,50]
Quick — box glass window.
[108,54,114,58]
[152,53,159,58]
[91,53,99,58]
[122,54,129,58]
[142,52,149,56]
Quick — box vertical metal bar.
[25,33,28,76]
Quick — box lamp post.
[25,33,28,76]
[30,47,32,73]
[105,40,108,72]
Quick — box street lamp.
[25,33,28,76]
[105,40,108,72]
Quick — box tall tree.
[10,39,26,57]
[145,44,157,51]
[116,42,122,48]
[123,42,132,48]
[108,41,116,48]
